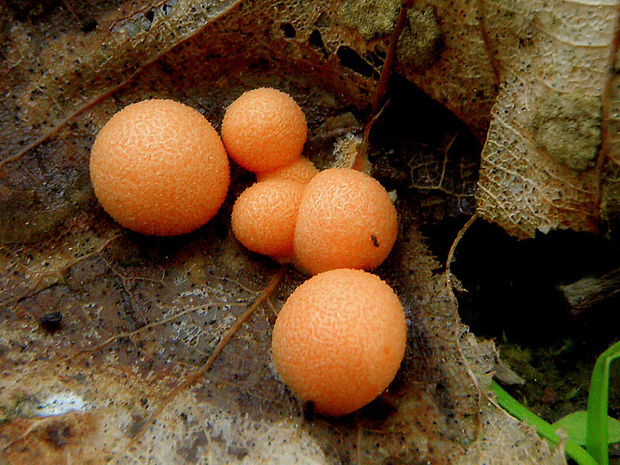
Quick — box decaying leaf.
[2,0,611,463]
[356,0,619,238]
[473,0,620,238]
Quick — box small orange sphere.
[221,88,307,174]
[90,99,230,236]
[231,179,305,259]
[257,157,318,184]
[272,268,407,416]
[293,168,398,275]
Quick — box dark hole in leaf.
[369,75,481,217]
[161,0,176,16]
[280,22,296,38]
[309,29,325,50]
[453,222,620,349]
[373,45,387,61]
[144,9,155,23]
[336,46,377,79]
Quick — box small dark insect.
[39,311,63,332]
[371,234,380,247]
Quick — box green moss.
[397,7,442,70]
[532,91,602,172]
[497,338,596,423]
[337,0,400,40]
[500,344,539,381]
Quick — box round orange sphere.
[90,99,230,236]
[231,179,305,259]
[221,87,307,174]
[272,268,407,416]
[293,168,398,275]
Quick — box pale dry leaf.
[475,0,620,238]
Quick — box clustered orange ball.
[231,179,305,259]
[224,89,397,270]
[257,157,318,184]
[294,168,398,275]
[223,88,315,262]
[90,99,229,236]
[222,88,307,174]
[221,89,405,416]
[272,269,407,416]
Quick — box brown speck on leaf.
[43,421,72,449]
[39,311,63,332]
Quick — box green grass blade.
[490,380,598,465]
[586,340,620,465]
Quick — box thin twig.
[355,422,363,465]
[371,0,410,117]
[445,213,479,283]
[441,212,485,443]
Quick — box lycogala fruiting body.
[90,99,230,236]
[293,168,398,275]
[232,179,305,260]
[222,87,307,174]
[272,268,407,416]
